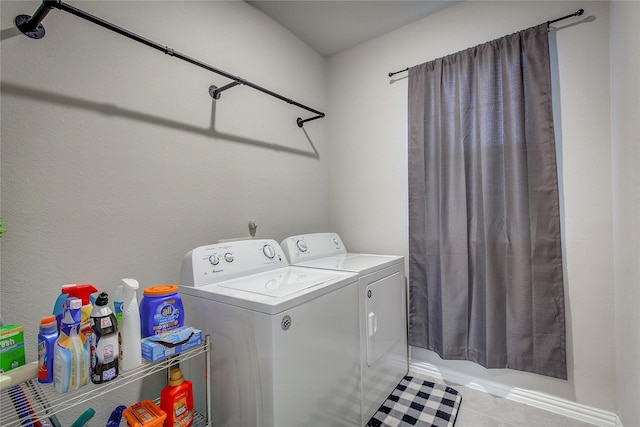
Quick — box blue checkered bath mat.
[367,375,462,427]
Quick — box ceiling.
[247,1,462,57]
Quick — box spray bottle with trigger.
[119,278,142,371]
[52,284,99,353]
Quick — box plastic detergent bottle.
[90,292,119,384]
[54,297,89,393]
[53,284,98,353]
[119,278,142,371]
[38,315,58,383]
[160,367,194,427]
[139,285,184,338]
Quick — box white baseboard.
[409,361,623,427]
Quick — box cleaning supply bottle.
[160,367,194,427]
[119,278,142,371]
[38,316,58,383]
[112,284,124,327]
[54,297,89,393]
[53,284,98,353]
[140,284,184,338]
[90,292,119,384]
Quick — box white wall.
[611,1,640,426]
[2,0,637,424]
[0,0,327,420]
[328,0,618,414]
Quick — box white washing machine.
[179,239,362,427]
[281,233,408,426]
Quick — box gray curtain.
[408,23,566,379]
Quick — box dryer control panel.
[281,233,347,264]
[181,239,288,287]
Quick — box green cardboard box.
[0,324,26,373]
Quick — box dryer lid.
[299,254,403,275]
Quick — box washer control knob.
[224,252,234,263]
[209,254,220,266]
[263,244,276,259]
[333,237,340,246]
[296,240,308,252]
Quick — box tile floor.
[410,372,600,427]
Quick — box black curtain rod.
[14,0,324,128]
[388,8,585,78]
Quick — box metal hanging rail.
[14,0,325,128]
[387,8,585,78]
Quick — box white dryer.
[281,233,408,426]
[179,239,361,427]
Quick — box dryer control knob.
[209,254,220,266]
[296,240,308,252]
[224,252,234,263]
[263,244,276,259]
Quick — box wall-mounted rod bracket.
[14,0,325,128]
[297,114,325,128]
[209,82,241,100]
[14,0,58,39]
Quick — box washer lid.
[298,253,403,276]
[219,269,341,298]
[179,266,358,315]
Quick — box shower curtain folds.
[407,23,567,379]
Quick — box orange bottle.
[160,367,194,427]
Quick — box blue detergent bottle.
[53,297,89,393]
[37,316,58,383]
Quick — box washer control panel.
[181,239,287,287]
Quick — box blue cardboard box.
[141,326,202,362]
